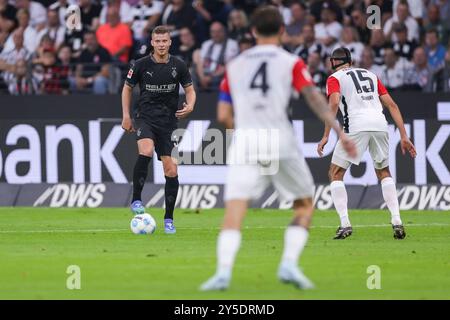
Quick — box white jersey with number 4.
[220,44,313,160]
[326,67,389,133]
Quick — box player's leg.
[272,158,315,289]
[200,164,267,291]
[130,137,155,214]
[160,156,179,234]
[328,163,353,239]
[370,132,406,239]
[200,199,248,291]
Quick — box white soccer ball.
[130,213,156,235]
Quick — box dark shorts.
[134,118,178,160]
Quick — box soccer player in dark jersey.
[121,25,196,234]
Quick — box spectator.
[2,8,38,54]
[174,27,197,68]
[431,0,450,29]
[193,21,238,90]
[423,4,449,46]
[0,14,15,52]
[37,9,65,49]
[193,0,233,43]
[310,0,342,23]
[282,1,307,51]
[6,59,39,94]
[314,1,343,55]
[238,34,254,53]
[232,0,266,16]
[32,34,56,65]
[74,31,111,94]
[424,28,446,72]
[160,0,197,53]
[58,44,74,66]
[379,47,412,90]
[403,47,432,91]
[0,0,17,34]
[384,1,419,43]
[227,9,250,41]
[130,0,164,42]
[392,0,424,20]
[79,0,102,31]
[392,23,417,61]
[293,24,325,62]
[307,52,327,92]
[15,0,46,30]
[334,26,364,64]
[270,0,291,26]
[349,8,370,44]
[0,28,31,84]
[49,0,72,27]
[33,47,69,94]
[100,0,133,25]
[96,6,133,63]
[369,29,387,66]
[359,46,383,77]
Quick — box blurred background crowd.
[1,0,450,95]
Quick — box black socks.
[164,175,179,220]
[132,155,152,202]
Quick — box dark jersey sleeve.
[125,60,142,88]
[178,59,193,88]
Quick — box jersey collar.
[151,53,171,64]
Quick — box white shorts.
[224,157,315,202]
[332,131,389,170]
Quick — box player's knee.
[328,166,344,182]
[163,162,177,177]
[376,167,391,181]
[139,149,153,157]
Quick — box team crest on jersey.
[127,68,133,79]
[171,67,177,78]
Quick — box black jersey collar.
[151,53,171,64]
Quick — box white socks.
[281,226,309,266]
[216,229,241,277]
[381,177,402,225]
[330,180,351,227]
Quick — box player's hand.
[121,116,135,133]
[176,102,194,119]
[400,137,417,158]
[340,133,357,159]
[317,137,328,157]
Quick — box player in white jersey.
[317,47,417,240]
[200,7,356,291]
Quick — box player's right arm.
[121,62,140,133]
[217,72,234,129]
[292,60,356,158]
[317,76,340,157]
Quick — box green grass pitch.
[0,207,449,300]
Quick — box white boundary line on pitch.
[0,223,449,233]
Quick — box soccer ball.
[130,213,156,235]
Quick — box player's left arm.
[176,61,197,119]
[379,92,417,158]
[176,84,196,119]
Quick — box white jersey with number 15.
[326,67,389,134]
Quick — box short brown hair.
[152,25,171,37]
[250,6,284,37]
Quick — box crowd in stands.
[1,0,450,95]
